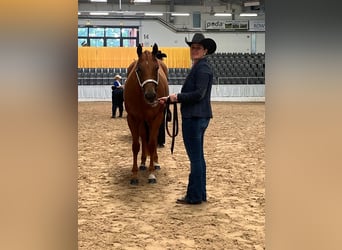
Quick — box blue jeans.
[182,117,210,203]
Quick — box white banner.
[249,20,265,31]
[205,20,249,30]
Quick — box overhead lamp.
[214,13,232,17]
[240,13,258,16]
[144,12,163,16]
[171,13,190,16]
[89,12,109,15]
[90,0,107,2]
[133,0,151,3]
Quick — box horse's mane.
[127,60,137,78]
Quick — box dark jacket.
[177,57,213,119]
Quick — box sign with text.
[249,20,265,31]
[205,20,249,30]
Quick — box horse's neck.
[158,61,168,80]
[127,60,138,77]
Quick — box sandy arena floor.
[78,101,265,250]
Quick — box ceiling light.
[90,0,107,2]
[171,13,190,16]
[240,13,258,16]
[214,13,232,17]
[89,12,109,15]
[144,12,163,16]
[133,0,151,3]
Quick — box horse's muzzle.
[144,92,157,104]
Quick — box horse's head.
[135,43,160,106]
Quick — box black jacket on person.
[177,57,213,119]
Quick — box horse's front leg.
[147,120,162,183]
[139,122,148,171]
[127,115,140,185]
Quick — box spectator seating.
[78,52,265,85]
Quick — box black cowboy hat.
[185,33,217,55]
[156,50,167,59]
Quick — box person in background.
[111,74,124,118]
[158,33,216,205]
[156,50,167,148]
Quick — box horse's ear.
[152,43,158,56]
[137,44,142,57]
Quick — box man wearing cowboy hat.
[159,33,216,204]
[111,74,124,118]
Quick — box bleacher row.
[78,52,265,85]
[78,67,129,85]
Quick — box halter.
[135,68,159,88]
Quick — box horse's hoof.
[154,165,161,170]
[148,178,157,184]
[130,179,139,185]
[139,165,147,171]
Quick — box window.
[193,12,201,28]
[122,28,138,37]
[105,27,120,37]
[89,27,105,37]
[106,38,120,47]
[90,39,104,47]
[78,27,88,37]
[78,27,88,46]
[123,39,137,47]
[78,38,88,47]
[78,26,139,47]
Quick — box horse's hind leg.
[153,153,160,170]
[139,149,147,171]
[131,140,140,185]
[140,122,148,170]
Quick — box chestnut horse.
[124,43,169,184]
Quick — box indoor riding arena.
[78,0,265,249]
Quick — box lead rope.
[165,97,178,154]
